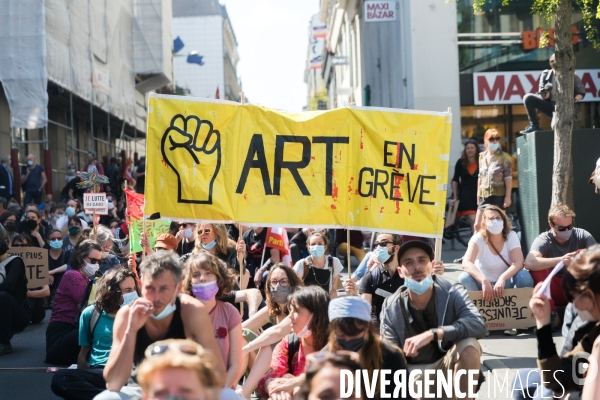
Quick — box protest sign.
[468,288,536,330]
[84,192,108,215]
[146,95,452,238]
[7,247,49,289]
[129,219,172,253]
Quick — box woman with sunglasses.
[324,296,411,400]
[136,339,223,400]
[460,205,533,335]
[511,245,600,400]
[296,351,364,400]
[258,286,330,400]
[474,129,512,232]
[182,252,243,389]
[46,239,102,365]
[451,139,480,234]
[51,266,140,400]
[237,264,303,400]
[293,231,342,299]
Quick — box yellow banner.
[146,95,452,237]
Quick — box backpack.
[287,333,300,373]
[83,303,102,363]
[0,255,17,285]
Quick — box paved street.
[0,239,563,400]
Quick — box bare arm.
[330,275,339,299]
[27,285,50,298]
[241,306,270,332]
[461,242,488,283]
[498,247,524,280]
[361,293,372,305]
[21,168,29,182]
[77,346,91,370]
[40,171,47,190]
[524,250,562,272]
[476,177,481,203]
[451,181,459,201]
[49,264,68,276]
[270,248,281,263]
[242,316,292,354]
[181,296,226,378]
[225,324,244,389]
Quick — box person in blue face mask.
[51,267,140,400]
[97,251,226,399]
[380,240,487,400]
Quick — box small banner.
[125,188,171,253]
[468,288,536,330]
[7,247,49,289]
[146,95,452,238]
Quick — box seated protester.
[459,205,534,335]
[520,245,600,400]
[525,203,596,330]
[290,228,312,264]
[22,209,46,247]
[11,233,34,248]
[136,339,226,400]
[47,229,68,306]
[62,215,85,253]
[325,296,411,400]
[0,211,19,245]
[51,267,140,400]
[293,231,342,299]
[97,251,225,399]
[243,226,281,289]
[0,225,31,356]
[46,240,102,365]
[380,240,487,400]
[346,233,444,330]
[182,253,243,389]
[296,351,364,400]
[238,264,303,400]
[89,225,121,274]
[257,286,330,400]
[174,221,197,257]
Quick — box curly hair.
[288,286,330,350]
[182,252,235,299]
[264,263,303,318]
[95,266,141,314]
[194,223,230,257]
[68,239,102,271]
[479,205,512,242]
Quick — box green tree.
[474,0,600,208]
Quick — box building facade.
[172,0,241,102]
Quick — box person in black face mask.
[325,296,412,400]
[0,211,19,245]
[22,209,45,248]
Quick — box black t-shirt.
[66,177,85,199]
[242,228,271,276]
[359,265,404,326]
[176,239,195,257]
[0,256,29,307]
[402,289,444,365]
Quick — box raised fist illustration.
[161,114,221,204]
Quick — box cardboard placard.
[7,247,49,289]
[84,192,108,215]
[468,288,536,330]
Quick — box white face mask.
[486,219,504,235]
[83,262,99,277]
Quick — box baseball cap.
[397,240,434,262]
[154,233,178,250]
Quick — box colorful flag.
[265,227,293,267]
[124,188,171,253]
[124,188,144,221]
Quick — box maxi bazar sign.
[364,1,397,22]
[474,70,600,105]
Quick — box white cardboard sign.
[84,192,108,215]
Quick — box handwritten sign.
[468,288,536,330]
[7,247,49,289]
[84,192,108,215]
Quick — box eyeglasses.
[145,340,205,360]
[373,240,392,247]
[270,279,289,287]
[85,257,100,264]
[179,223,194,228]
[12,243,27,247]
[488,137,501,142]
[552,222,574,232]
[199,228,213,235]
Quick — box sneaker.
[551,312,561,332]
[519,124,540,134]
[504,329,518,336]
[0,343,13,356]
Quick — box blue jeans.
[511,369,554,400]
[458,269,534,291]
[352,251,374,279]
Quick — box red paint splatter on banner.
[395,201,400,214]
[413,164,419,170]
[243,194,247,200]
[347,177,354,193]
[379,207,384,213]
[364,206,369,211]
[360,129,364,149]
[311,156,316,161]
[332,170,338,202]
[408,209,412,216]
[393,174,404,199]
[161,159,168,168]
[331,204,337,209]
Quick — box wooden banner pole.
[239,91,245,316]
[434,107,451,266]
[346,230,351,278]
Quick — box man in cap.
[380,240,486,400]
[140,233,179,256]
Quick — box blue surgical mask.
[183,228,193,239]
[27,160,33,166]
[309,245,325,258]
[488,143,500,151]
[121,291,139,307]
[49,239,63,250]
[376,245,393,264]
[150,291,178,320]
[405,275,434,295]
[201,240,217,251]
[66,206,76,217]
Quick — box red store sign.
[473,70,600,105]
